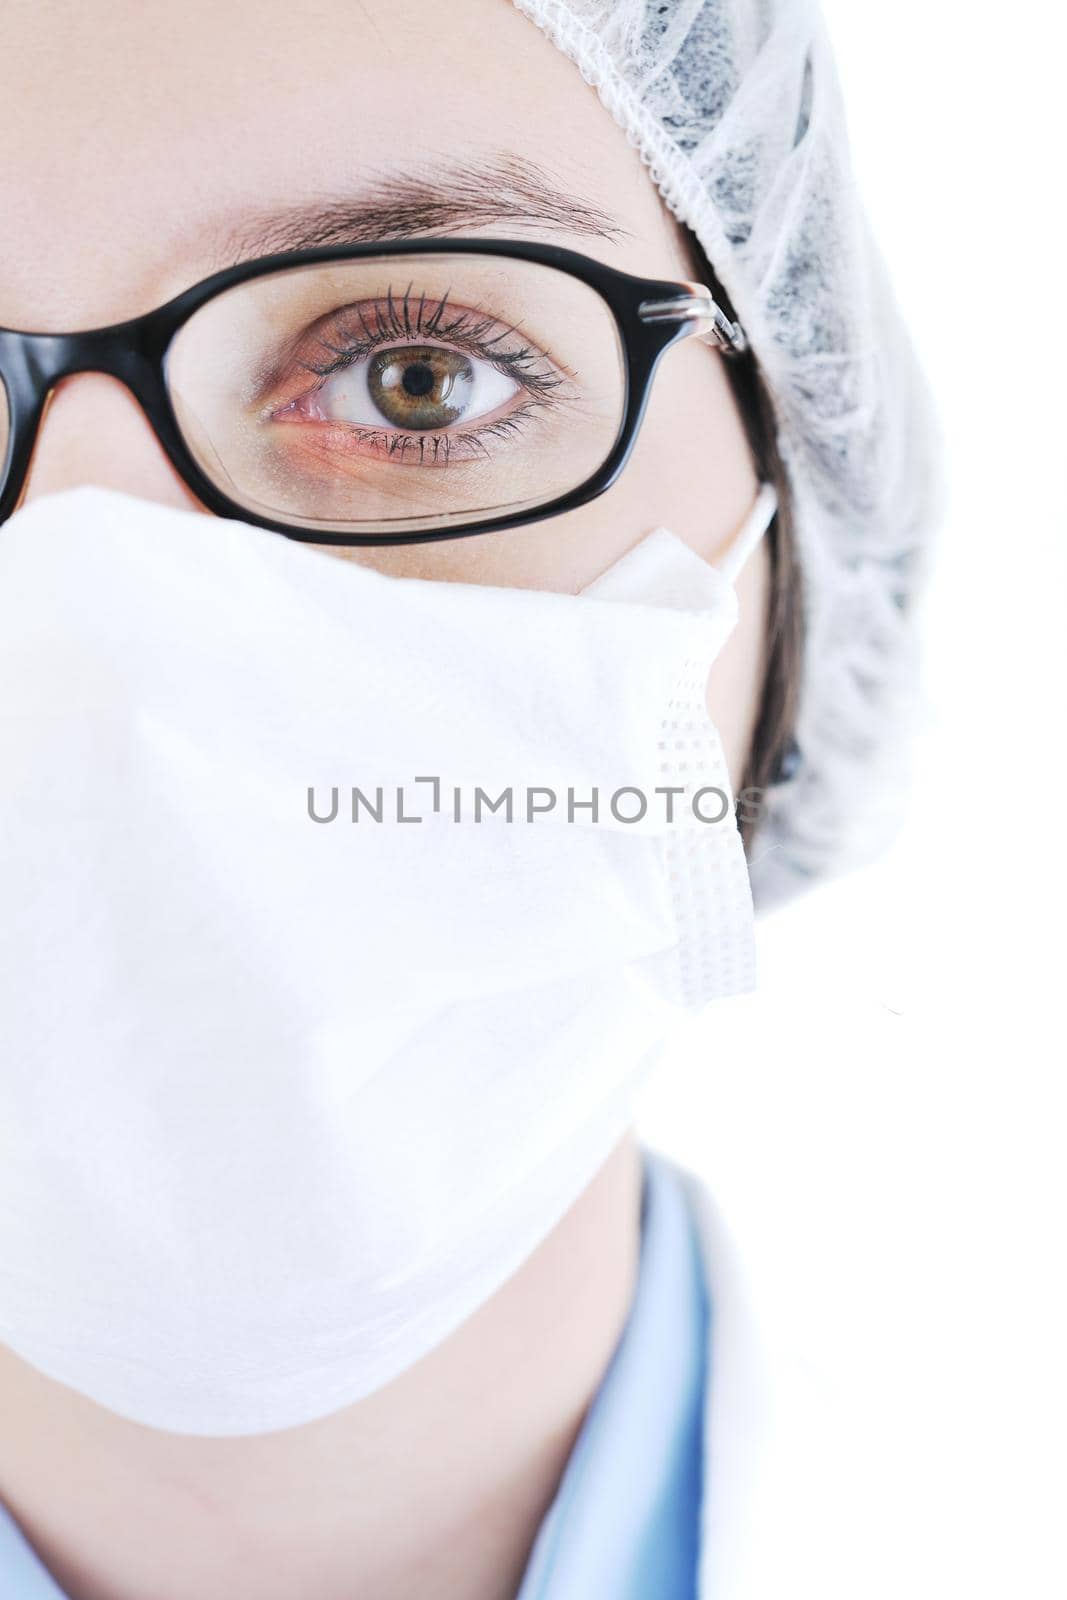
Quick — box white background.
[637,4,1066,1592]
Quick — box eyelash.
[315,401,542,466]
[295,282,567,460]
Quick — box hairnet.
[511,0,945,909]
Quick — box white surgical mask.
[0,481,776,1435]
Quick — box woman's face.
[2,0,767,779]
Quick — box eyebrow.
[217,153,632,265]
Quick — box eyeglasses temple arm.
[637,286,748,356]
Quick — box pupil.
[402,362,436,399]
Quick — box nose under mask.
[0,481,776,1434]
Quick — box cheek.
[705,539,771,791]
[308,516,603,592]
[613,340,760,564]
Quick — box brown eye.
[305,338,519,435]
[367,346,474,429]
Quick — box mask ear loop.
[713,482,778,586]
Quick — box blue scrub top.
[0,1152,709,1599]
[515,1150,709,1599]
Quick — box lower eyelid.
[266,400,541,468]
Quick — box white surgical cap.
[511,0,946,909]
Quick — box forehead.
[0,0,689,330]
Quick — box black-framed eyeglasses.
[0,237,748,547]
